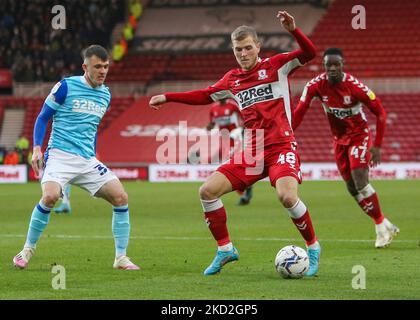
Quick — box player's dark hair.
[323,47,344,58]
[83,45,109,61]
[231,25,259,43]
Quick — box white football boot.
[13,247,35,269]
[113,255,140,270]
[375,218,400,248]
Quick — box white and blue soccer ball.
[275,245,309,279]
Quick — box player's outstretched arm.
[149,94,167,110]
[150,89,214,109]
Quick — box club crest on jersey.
[234,80,240,87]
[343,96,352,105]
[322,96,329,102]
[51,82,61,94]
[258,69,268,80]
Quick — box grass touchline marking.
[0,234,417,243]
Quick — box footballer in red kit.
[294,47,399,248]
[150,11,321,276]
[208,98,242,132]
[207,98,254,205]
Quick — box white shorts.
[41,148,118,196]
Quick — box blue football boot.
[54,203,71,214]
[237,186,253,206]
[204,247,239,275]
[306,244,321,277]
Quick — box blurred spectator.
[0,0,125,82]
[4,148,19,165]
[15,135,30,163]
[0,146,6,164]
[130,0,143,19]
[15,135,29,151]
[27,150,33,166]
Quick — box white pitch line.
[0,234,417,243]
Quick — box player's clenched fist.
[149,94,167,110]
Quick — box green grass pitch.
[0,180,419,300]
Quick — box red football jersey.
[295,72,386,146]
[206,52,306,151]
[165,28,315,152]
[209,100,242,132]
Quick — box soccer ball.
[275,245,309,279]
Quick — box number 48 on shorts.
[277,152,297,169]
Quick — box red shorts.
[334,134,372,181]
[217,142,302,191]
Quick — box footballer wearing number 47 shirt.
[293,47,399,249]
[150,11,321,277]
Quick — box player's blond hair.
[231,25,259,43]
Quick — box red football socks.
[201,199,231,246]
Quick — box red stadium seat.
[293,0,420,79]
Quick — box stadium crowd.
[0,136,30,165]
[0,0,124,82]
